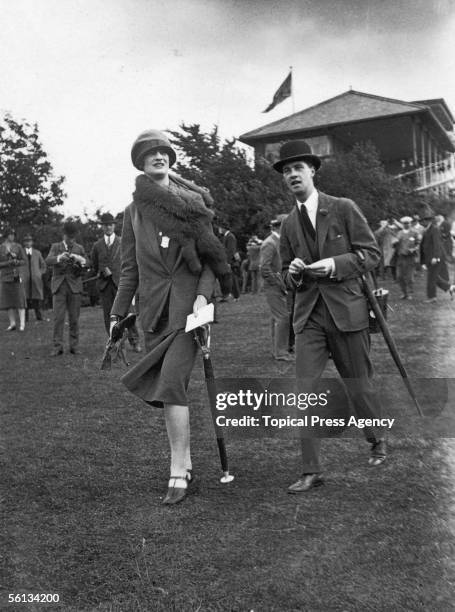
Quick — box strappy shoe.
[6,324,16,331]
[162,474,191,506]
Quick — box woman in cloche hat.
[111,129,229,505]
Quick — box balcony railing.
[394,154,455,193]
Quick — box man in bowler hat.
[46,221,87,355]
[275,140,387,493]
[91,212,141,350]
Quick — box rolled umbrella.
[356,251,423,416]
[194,324,234,483]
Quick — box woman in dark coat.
[111,130,228,505]
[0,229,27,330]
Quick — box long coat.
[111,200,216,332]
[0,242,26,282]
[22,248,47,299]
[90,235,121,291]
[280,191,380,334]
[45,241,87,294]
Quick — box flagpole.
[290,66,295,113]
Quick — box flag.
[263,71,292,113]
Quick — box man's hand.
[430,257,440,266]
[193,294,208,315]
[289,258,306,275]
[305,258,335,277]
[70,254,85,265]
[57,252,70,263]
[103,266,112,277]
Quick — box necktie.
[299,205,316,241]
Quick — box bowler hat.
[23,233,33,241]
[131,130,177,170]
[420,205,435,220]
[100,212,115,224]
[273,140,321,173]
[63,221,78,237]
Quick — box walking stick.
[194,325,234,483]
[356,251,424,416]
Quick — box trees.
[316,142,417,225]
[168,124,290,249]
[0,115,65,240]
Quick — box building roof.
[239,90,452,144]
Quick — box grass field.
[2,274,455,611]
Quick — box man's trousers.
[99,279,139,345]
[264,283,291,358]
[52,281,81,350]
[295,297,385,474]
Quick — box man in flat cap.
[275,140,387,493]
[46,221,87,355]
[260,214,294,361]
[91,212,141,351]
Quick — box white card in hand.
[185,303,214,332]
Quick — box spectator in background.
[46,221,88,355]
[22,234,47,321]
[375,218,401,280]
[260,214,294,362]
[246,236,262,294]
[218,224,241,300]
[91,212,141,351]
[394,216,420,300]
[240,256,250,293]
[420,208,454,302]
[0,228,26,331]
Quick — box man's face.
[143,149,170,180]
[403,222,411,230]
[282,160,315,199]
[64,234,75,248]
[24,239,33,248]
[103,223,115,236]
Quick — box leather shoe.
[162,474,191,505]
[287,473,324,493]
[50,348,63,356]
[70,348,80,355]
[369,439,387,466]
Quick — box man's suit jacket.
[260,233,286,291]
[111,201,216,332]
[45,241,87,294]
[420,223,444,266]
[222,231,238,264]
[22,249,47,299]
[91,235,121,291]
[280,191,380,333]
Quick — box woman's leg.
[164,403,191,478]
[7,308,16,328]
[18,308,26,330]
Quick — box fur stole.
[133,173,230,278]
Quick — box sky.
[1,0,455,218]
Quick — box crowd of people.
[1,130,455,505]
[374,211,455,302]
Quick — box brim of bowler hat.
[273,153,321,173]
[132,143,177,170]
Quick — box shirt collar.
[297,188,318,212]
[271,230,280,239]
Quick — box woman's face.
[6,232,15,242]
[143,149,170,180]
